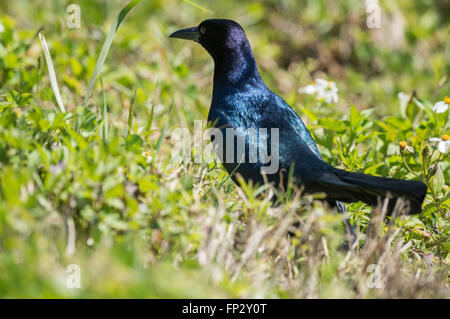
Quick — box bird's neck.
[211,46,265,100]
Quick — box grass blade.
[38,31,66,113]
[100,78,108,140]
[145,102,155,144]
[83,0,142,107]
[127,88,137,136]
[182,0,213,13]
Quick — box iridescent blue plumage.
[170,19,427,215]
[204,19,324,186]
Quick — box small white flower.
[429,135,450,154]
[142,151,152,163]
[316,79,338,104]
[432,97,450,114]
[399,141,414,153]
[0,23,4,33]
[298,78,339,104]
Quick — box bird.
[169,19,427,216]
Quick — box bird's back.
[208,85,332,187]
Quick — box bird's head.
[169,19,250,62]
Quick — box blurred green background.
[2,0,449,116]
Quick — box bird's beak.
[169,26,200,42]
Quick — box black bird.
[170,19,427,215]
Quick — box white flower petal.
[438,141,449,154]
[432,101,448,114]
[398,92,410,111]
[137,126,145,134]
[397,92,409,102]
[299,84,316,94]
[405,145,414,153]
[315,79,328,88]
[0,23,4,33]
[333,93,339,103]
[429,137,442,142]
[319,90,339,104]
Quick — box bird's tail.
[315,168,427,215]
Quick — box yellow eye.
[200,26,206,34]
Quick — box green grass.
[0,0,448,298]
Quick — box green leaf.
[432,163,444,194]
[406,100,419,122]
[349,105,361,129]
[7,90,32,106]
[125,134,143,151]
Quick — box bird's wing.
[268,94,323,160]
[208,91,323,161]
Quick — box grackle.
[170,19,427,216]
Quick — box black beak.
[169,26,200,42]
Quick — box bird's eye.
[200,26,206,34]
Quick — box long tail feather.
[309,168,427,215]
[335,169,427,214]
